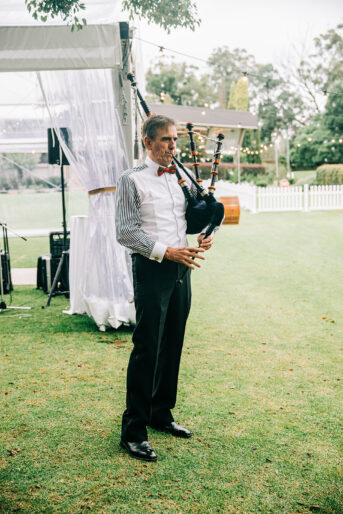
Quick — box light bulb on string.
[159,46,164,56]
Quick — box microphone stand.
[0,222,31,313]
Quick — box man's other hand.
[164,246,205,269]
[197,234,213,250]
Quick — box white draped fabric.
[38,68,135,329]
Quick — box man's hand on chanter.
[164,246,205,269]
[197,234,213,250]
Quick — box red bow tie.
[157,164,176,176]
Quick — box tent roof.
[150,103,259,130]
[0,24,123,72]
[0,0,125,72]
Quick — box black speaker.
[1,250,12,294]
[47,128,71,165]
[49,231,70,258]
[37,253,69,294]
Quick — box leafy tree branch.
[25,0,201,32]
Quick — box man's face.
[144,124,178,167]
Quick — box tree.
[146,60,216,107]
[208,46,256,106]
[280,23,343,119]
[25,0,201,32]
[323,83,343,135]
[313,23,343,90]
[290,81,343,169]
[207,50,306,141]
[227,77,249,111]
[2,153,40,180]
[242,130,261,164]
[290,113,343,169]
[25,0,87,30]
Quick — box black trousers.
[121,253,191,442]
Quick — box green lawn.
[9,237,49,268]
[0,191,89,230]
[293,170,316,185]
[1,190,88,267]
[1,211,343,513]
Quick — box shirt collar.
[145,156,173,174]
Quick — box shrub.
[25,176,33,187]
[10,177,18,189]
[316,164,343,185]
[0,177,10,190]
[47,176,62,187]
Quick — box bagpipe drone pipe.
[127,73,225,238]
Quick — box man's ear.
[144,136,152,150]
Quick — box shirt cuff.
[149,241,167,263]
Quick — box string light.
[240,135,343,156]
[321,89,343,97]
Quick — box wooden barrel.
[220,196,240,225]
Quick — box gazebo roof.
[149,103,259,130]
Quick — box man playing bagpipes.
[115,114,216,462]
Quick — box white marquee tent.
[0,0,138,329]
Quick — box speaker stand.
[43,249,69,308]
[43,163,70,308]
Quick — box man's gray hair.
[142,114,176,140]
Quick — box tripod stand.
[44,163,69,308]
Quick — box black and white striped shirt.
[115,156,199,263]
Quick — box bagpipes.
[127,73,225,239]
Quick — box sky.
[0,0,342,117]
[132,0,343,71]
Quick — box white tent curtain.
[38,68,135,329]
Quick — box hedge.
[316,164,343,185]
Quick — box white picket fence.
[211,181,343,213]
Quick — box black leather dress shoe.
[150,421,192,438]
[120,440,157,461]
